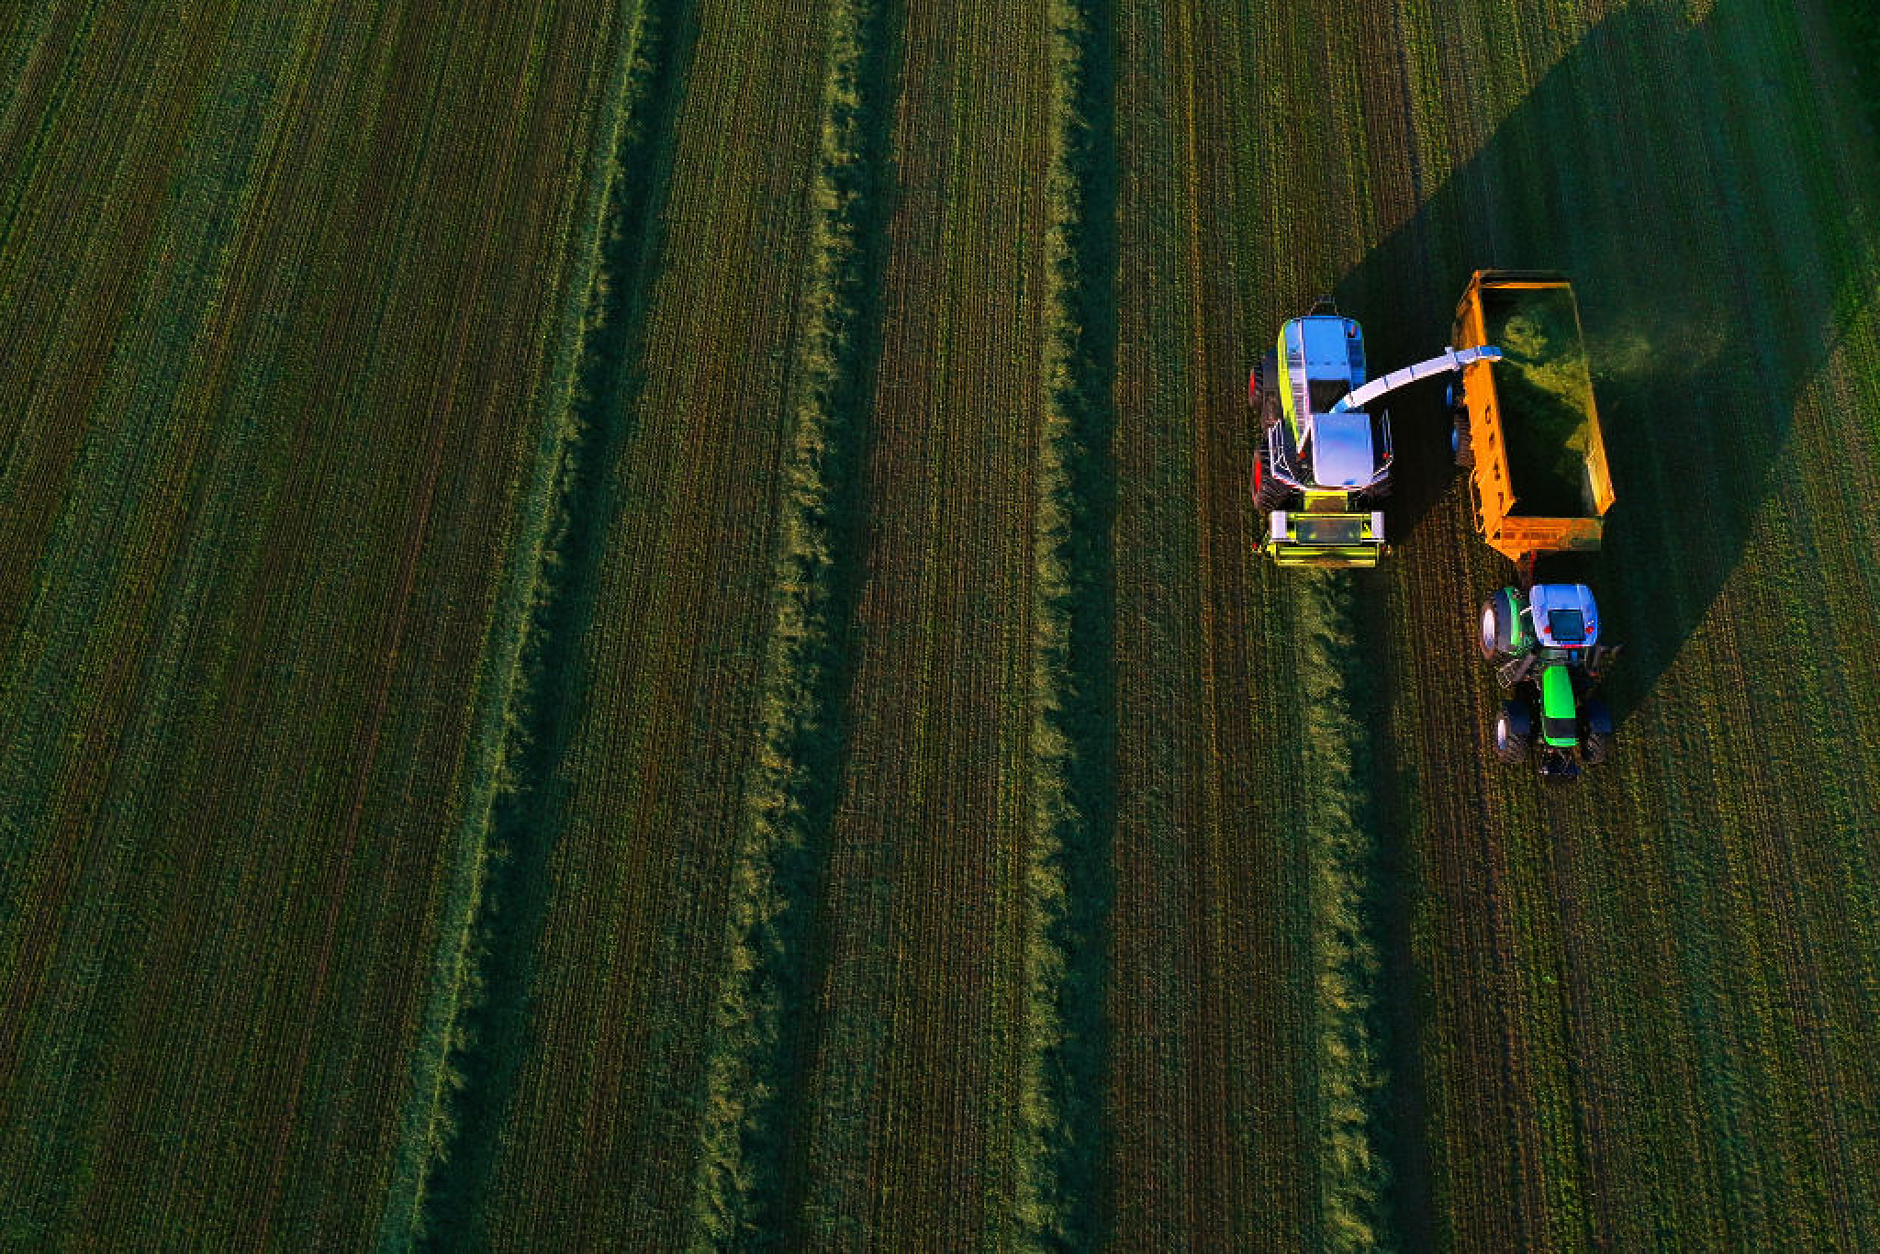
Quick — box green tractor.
[1480,582,1621,781]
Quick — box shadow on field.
[1336,0,1878,725]
[1314,0,1877,1240]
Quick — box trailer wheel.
[1480,588,1523,657]
[1580,698,1614,766]
[1495,702,1531,763]
[1453,419,1474,468]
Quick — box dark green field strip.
[0,1,245,653]
[1107,0,1327,1246]
[784,0,1053,1243]
[1344,0,1880,1245]
[1015,0,1117,1245]
[688,0,902,1243]
[455,0,836,1244]
[379,1,653,1244]
[0,0,623,1244]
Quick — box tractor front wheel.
[1480,588,1524,657]
[1494,702,1532,763]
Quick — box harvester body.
[1251,313,1389,567]
[1250,308,1497,568]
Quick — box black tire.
[1453,419,1474,468]
[1252,439,1288,512]
[1260,387,1282,433]
[1249,349,1278,410]
[1580,698,1614,766]
[1479,588,1523,658]
[1495,702,1531,763]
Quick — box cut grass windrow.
[1015,0,1118,1244]
[379,0,689,1244]
[1294,574,1391,1250]
[686,0,899,1243]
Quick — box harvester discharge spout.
[1330,345,1502,414]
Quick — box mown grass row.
[1292,574,1391,1249]
[1014,0,1117,1245]
[685,0,899,1243]
[379,1,682,1244]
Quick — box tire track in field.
[378,1,696,1243]
[685,0,902,1242]
[1014,0,1118,1244]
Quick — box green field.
[4,0,1879,1246]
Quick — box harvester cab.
[1480,582,1618,781]
[1250,300,1500,568]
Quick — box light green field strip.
[785,0,1052,1243]
[465,0,836,1244]
[1012,0,1116,1245]
[0,0,623,1244]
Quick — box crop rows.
[1343,0,1880,1245]
[687,0,899,1241]
[428,0,842,1244]
[6,0,1880,1245]
[0,1,629,1244]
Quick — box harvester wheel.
[1260,388,1282,432]
[1494,702,1531,763]
[1480,588,1523,657]
[1252,444,1287,512]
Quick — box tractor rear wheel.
[1581,698,1614,765]
[1495,702,1531,763]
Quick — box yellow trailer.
[1449,270,1615,576]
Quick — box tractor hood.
[1308,411,1376,488]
